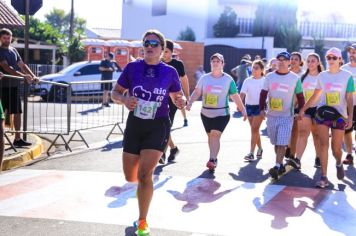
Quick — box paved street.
[1,102,355,236]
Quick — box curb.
[2,134,44,171]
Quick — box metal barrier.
[2,74,125,156]
[29,64,64,77]
[67,80,125,147]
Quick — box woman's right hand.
[123,96,138,111]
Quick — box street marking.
[0,169,355,235]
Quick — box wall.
[176,41,204,91]
[204,37,275,59]
[121,0,209,42]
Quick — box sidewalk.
[2,133,45,171]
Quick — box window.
[91,47,102,54]
[152,0,167,16]
[116,49,128,56]
[77,65,100,76]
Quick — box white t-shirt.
[316,69,354,118]
[240,76,265,105]
[196,73,237,118]
[263,71,303,117]
[302,74,319,105]
[341,63,356,105]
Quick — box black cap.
[109,52,114,59]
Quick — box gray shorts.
[266,115,294,146]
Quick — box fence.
[28,64,64,77]
[236,18,356,39]
[2,74,125,155]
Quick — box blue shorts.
[246,104,261,117]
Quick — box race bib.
[205,93,219,107]
[270,97,283,111]
[354,84,356,95]
[134,98,158,119]
[305,90,314,102]
[326,92,340,106]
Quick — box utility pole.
[69,0,74,40]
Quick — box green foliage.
[67,36,85,63]
[252,0,301,51]
[274,25,302,52]
[12,8,87,64]
[213,6,240,38]
[177,26,196,41]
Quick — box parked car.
[34,61,122,102]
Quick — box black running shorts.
[123,112,171,154]
[201,113,230,133]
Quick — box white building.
[121,0,258,42]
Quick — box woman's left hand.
[345,116,353,130]
[174,94,186,109]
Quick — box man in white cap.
[342,43,356,165]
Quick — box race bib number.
[270,97,283,111]
[205,93,219,107]
[134,98,158,119]
[326,92,340,106]
[305,90,314,102]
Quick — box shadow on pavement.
[77,106,103,115]
[154,161,175,176]
[101,140,123,152]
[125,226,136,236]
[104,175,171,208]
[167,170,239,212]
[343,165,356,191]
[229,158,269,184]
[253,185,330,230]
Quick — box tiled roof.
[0,1,24,28]
[85,27,121,39]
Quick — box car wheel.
[49,86,67,103]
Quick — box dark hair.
[301,53,323,82]
[253,60,265,76]
[0,28,12,37]
[142,29,166,50]
[165,39,174,52]
[291,52,304,66]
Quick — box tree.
[252,0,301,50]
[274,25,302,52]
[177,26,196,41]
[67,36,85,63]
[313,36,325,66]
[213,6,239,38]
[45,8,86,63]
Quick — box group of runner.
[111,28,356,235]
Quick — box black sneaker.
[314,157,321,168]
[343,154,354,165]
[168,147,179,162]
[183,119,188,127]
[102,103,110,107]
[13,139,32,147]
[285,147,291,160]
[278,165,286,175]
[288,157,301,170]
[269,166,279,180]
[244,153,254,161]
[159,153,166,164]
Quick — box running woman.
[259,52,305,180]
[160,39,190,164]
[111,29,185,236]
[285,52,305,160]
[342,43,356,165]
[298,47,354,188]
[240,60,265,161]
[186,53,247,171]
[288,53,323,170]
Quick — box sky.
[4,0,356,29]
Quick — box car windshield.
[58,63,86,74]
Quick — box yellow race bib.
[353,84,356,95]
[270,97,283,111]
[305,90,314,102]
[326,92,340,106]
[205,93,219,107]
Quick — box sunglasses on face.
[143,40,160,48]
[326,56,338,61]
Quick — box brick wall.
[176,41,204,93]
